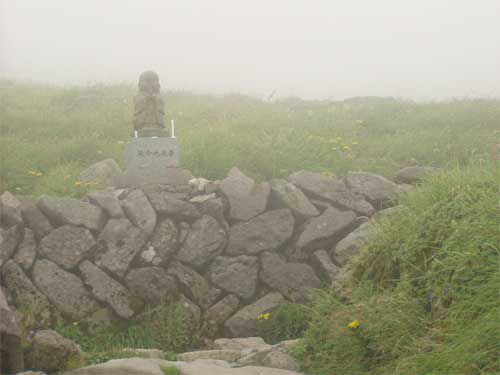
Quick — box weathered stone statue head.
[133,70,167,136]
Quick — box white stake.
[171,119,176,138]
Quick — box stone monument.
[116,71,192,188]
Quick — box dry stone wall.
[0,166,427,340]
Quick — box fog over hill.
[1,0,499,99]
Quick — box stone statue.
[133,71,168,137]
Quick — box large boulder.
[394,166,441,184]
[204,295,240,337]
[270,179,319,219]
[194,197,227,227]
[177,215,227,269]
[125,267,178,305]
[13,228,37,271]
[95,218,149,278]
[260,252,321,303]
[209,256,259,301]
[167,262,213,309]
[87,190,125,218]
[0,191,23,227]
[20,200,53,240]
[26,330,79,374]
[79,158,122,188]
[224,292,285,338]
[147,191,201,220]
[332,221,377,266]
[226,209,294,256]
[0,286,24,374]
[220,167,271,221]
[79,261,136,319]
[37,196,106,231]
[288,171,374,216]
[0,224,23,268]
[295,206,357,253]
[345,172,402,208]
[39,225,96,270]
[121,189,157,236]
[1,260,52,325]
[32,259,100,320]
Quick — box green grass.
[55,301,197,367]
[161,366,181,375]
[1,79,498,196]
[292,164,500,375]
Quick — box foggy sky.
[1,0,499,99]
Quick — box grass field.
[1,79,498,196]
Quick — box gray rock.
[0,286,24,374]
[220,167,271,221]
[311,250,340,284]
[224,292,285,338]
[177,215,227,269]
[121,189,157,236]
[213,337,270,351]
[87,190,125,218]
[26,330,80,374]
[39,225,96,270]
[260,252,321,303]
[332,221,377,266]
[226,209,294,256]
[204,295,240,337]
[346,172,402,208]
[178,222,190,244]
[147,218,178,264]
[125,267,178,305]
[288,171,374,216]
[296,206,357,252]
[13,228,37,271]
[20,200,53,240]
[0,260,52,325]
[33,259,100,320]
[178,350,243,363]
[179,294,202,323]
[189,193,216,203]
[238,347,300,372]
[79,261,136,319]
[270,179,319,219]
[209,256,259,300]
[0,224,23,268]
[95,218,149,278]
[194,197,226,225]
[37,196,106,231]
[147,191,201,220]
[0,191,23,227]
[167,262,212,309]
[79,158,122,188]
[394,166,441,184]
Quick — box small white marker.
[134,130,138,138]
[171,119,176,138]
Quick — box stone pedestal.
[116,138,192,188]
[125,137,179,169]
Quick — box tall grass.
[1,79,498,196]
[293,164,500,375]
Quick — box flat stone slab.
[65,358,305,375]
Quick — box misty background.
[1,0,499,100]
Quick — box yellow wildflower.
[348,320,360,329]
[75,181,82,187]
[257,313,270,321]
[28,170,43,177]
[342,145,350,150]
[321,171,335,178]
[73,321,78,326]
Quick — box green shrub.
[161,366,181,375]
[295,165,500,375]
[256,304,310,344]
